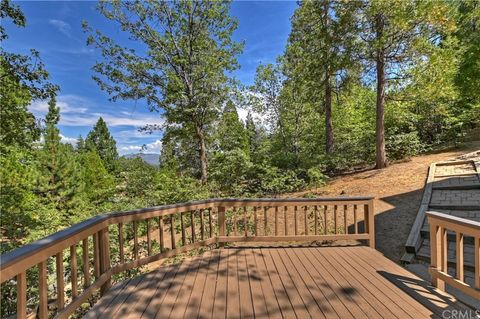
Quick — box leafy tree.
[250,63,285,135]
[455,0,480,105]
[117,157,156,200]
[285,0,360,154]
[358,0,454,168]
[84,1,243,184]
[0,0,58,152]
[85,117,118,172]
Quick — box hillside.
[123,153,160,166]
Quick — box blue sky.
[4,1,297,154]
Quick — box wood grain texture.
[84,246,469,319]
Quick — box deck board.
[85,246,472,319]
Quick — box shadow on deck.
[85,246,472,319]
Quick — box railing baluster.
[254,207,258,236]
[314,206,318,235]
[304,206,308,235]
[456,232,464,281]
[70,244,78,299]
[344,205,348,234]
[17,271,26,319]
[38,261,48,319]
[200,210,205,241]
[244,207,248,236]
[93,233,100,278]
[209,209,213,238]
[324,206,328,235]
[275,207,279,236]
[99,228,111,295]
[430,223,445,290]
[82,238,90,287]
[475,236,479,289]
[264,207,268,236]
[181,213,186,245]
[118,223,125,264]
[191,211,196,243]
[171,215,176,250]
[441,227,448,273]
[367,200,375,248]
[294,206,298,236]
[354,205,358,234]
[158,216,165,252]
[133,221,139,260]
[284,206,288,235]
[334,205,338,234]
[233,208,238,236]
[147,218,152,256]
[323,205,328,235]
[218,207,226,248]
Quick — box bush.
[386,131,423,160]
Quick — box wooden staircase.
[403,152,480,289]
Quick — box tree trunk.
[325,73,334,154]
[375,14,387,169]
[195,126,208,184]
[323,0,334,155]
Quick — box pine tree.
[358,0,454,168]
[85,117,118,172]
[285,0,360,155]
[215,101,249,153]
[81,150,114,206]
[76,135,86,152]
[38,97,84,227]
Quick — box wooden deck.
[85,246,472,319]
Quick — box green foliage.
[81,151,115,206]
[84,0,243,183]
[85,117,118,172]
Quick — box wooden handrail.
[0,196,374,319]
[427,211,480,301]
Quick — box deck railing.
[427,211,480,300]
[0,197,374,319]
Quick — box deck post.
[218,206,226,248]
[365,200,375,248]
[429,220,445,291]
[98,227,111,295]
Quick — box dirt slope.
[290,142,480,263]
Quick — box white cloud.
[49,19,72,37]
[119,139,162,154]
[60,134,77,146]
[28,94,163,127]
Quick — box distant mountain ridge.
[123,153,160,166]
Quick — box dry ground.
[289,141,480,262]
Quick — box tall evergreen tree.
[38,98,84,227]
[215,101,248,153]
[286,0,359,155]
[85,117,118,172]
[358,0,454,168]
[84,1,243,184]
